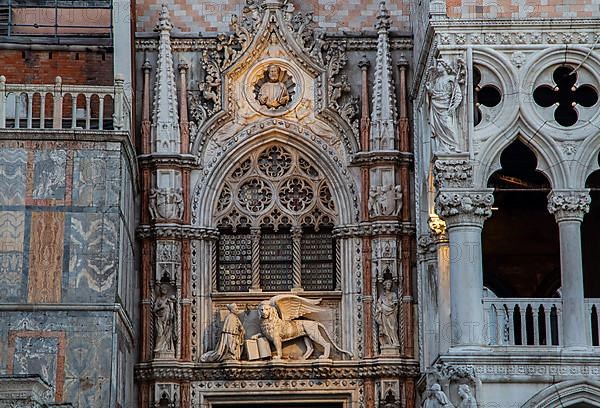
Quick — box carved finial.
[370,1,398,151]
[376,1,391,32]
[151,3,181,153]
[156,4,173,32]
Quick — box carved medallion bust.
[255,65,294,110]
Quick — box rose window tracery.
[214,143,338,292]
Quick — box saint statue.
[154,283,177,355]
[422,383,454,408]
[457,384,477,408]
[257,65,290,109]
[425,58,465,153]
[201,303,246,362]
[375,279,400,347]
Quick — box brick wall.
[0,50,113,86]
[136,0,411,33]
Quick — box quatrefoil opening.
[473,67,502,126]
[533,65,599,127]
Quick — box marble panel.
[27,212,64,303]
[0,149,27,205]
[32,150,67,201]
[72,150,121,208]
[0,211,25,301]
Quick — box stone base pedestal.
[154,351,176,360]
[379,345,401,357]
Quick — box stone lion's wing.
[270,295,324,321]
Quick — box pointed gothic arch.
[523,379,600,408]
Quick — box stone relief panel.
[31,150,67,201]
[65,212,119,301]
[204,298,343,361]
[150,170,183,222]
[0,149,27,205]
[369,167,402,218]
[0,211,25,302]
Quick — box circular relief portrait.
[245,61,300,116]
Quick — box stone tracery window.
[215,143,337,292]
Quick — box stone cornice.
[350,151,413,166]
[135,359,419,382]
[435,189,494,228]
[137,153,200,169]
[135,36,412,53]
[437,349,600,381]
[332,222,415,238]
[547,190,591,222]
[137,224,220,240]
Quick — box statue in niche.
[201,303,246,362]
[457,384,477,408]
[257,65,291,109]
[425,58,466,153]
[375,279,400,347]
[153,283,177,355]
[422,383,454,408]
[255,295,353,360]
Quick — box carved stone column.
[435,189,494,346]
[250,226,262,292]
[291,225,303,291]
[429,215,450,354]
[547,189,591,348]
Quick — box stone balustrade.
[0,75,130,131]
[484,297,600,347]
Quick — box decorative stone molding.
[427,215,447,238]
[433,158,473,189]
[547,190,591,222]
[137,153,200,169]
[332,223,414,238]
[434,190,494,227]
[135,360,419,382]
[137,225,220,240]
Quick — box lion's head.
[258,301,274,319]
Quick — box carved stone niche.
[379,379,401,408]
[153,281,178,360]
[154,383,179,408]
[369,167,403,219]
[149,170,183,222]
[372,237,400,283]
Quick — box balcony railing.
[0,75,130,131]
[484,298,600,347]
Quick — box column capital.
[433,156,473,189]
[435,189,494,228]
[547,189,591,222]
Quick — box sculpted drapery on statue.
[257,65,291,109]
[201,303,246,362]
[375,279,400,347]
[457,384,477,408]
[422,383,454,408]
[425,58,466,153]
[153,283,177,356]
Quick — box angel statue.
[422,383,454,408]
[255,295,353,360]
[425,58,466,154]
[457,384,477,408]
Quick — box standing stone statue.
[154,283,177,356]
[375,279,400,347]
[201,303,246,362]
[425,58,465,153]
[258,65,290,109]
[457,384,477,408]
[422,383,454,408]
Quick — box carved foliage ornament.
[215,144,336,230]
[435,191,494,223]
[433,159,473,189]
[547,190,591,220]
